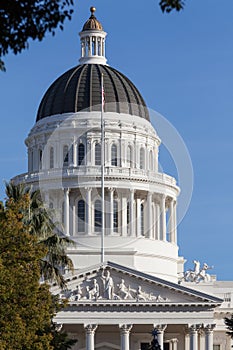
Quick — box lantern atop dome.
[79,7,107,65]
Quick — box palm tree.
[5,182,74,288]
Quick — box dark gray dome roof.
[36,64,149,122]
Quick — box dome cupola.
[79,7,107,65]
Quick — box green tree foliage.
[4,182,74,288]
[0,0,185,71]
[159,0,185,13]
[0,0,74,71]
[0,194,53,349]
[225,314,233,339]
[0,192,77,349]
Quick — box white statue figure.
[198,263,213,282]
[76,285,82,300]
[101,270,114,299]
[117,278,132,300]
[87,279,100,300]
[136,285,147,301]
[184,260,213,283]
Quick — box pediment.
[52,261,222,306]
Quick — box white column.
[85,187,92,234]
[173,200,177,243]
[64,188,70,236]
[147,192,153,239]
[169,199,174,243]
[155,324,167,350]
[73,142,77,167]
[185,329,190,350]
[84,324,98,350]
[136,197,141,237]
[171,339,178,350]
[130,190,135,236]
[155,201,160,240]
[121,196,127,236]
[119,324,132,350]
[72,198,76,236]
[161,195,166,241]
[205,325,215,350]
[109,188,114,235]
[189,325,198,350]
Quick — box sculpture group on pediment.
[59,269,169,302]
[181,260,213,283]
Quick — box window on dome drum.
[140,147,145,169]
[77,199,85,232]
[39,149,42,170]
[149,150,153,170]
[127,145,132,168]
[95,143,101,166]
[78,144,85,166]
[94,199,102,232]
[69,145,74,165]
[50,147,54,169]
[30,150,34,172]
[111,144,117,166]
[141,203,144,236]
[127,202,130,226]
[63,145,69,166]
[113,200,118,232]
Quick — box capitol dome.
[36,64,149,121]
[14,7,180,284]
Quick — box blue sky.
[1,0,233,280]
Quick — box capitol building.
[13,7,233,350]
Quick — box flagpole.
[101,73,105,264]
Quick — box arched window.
[113,200,118,232]
[140,147,145,170]
[94,200,102,232]
[50,147,54,169]
[141,203,144,236]
[111,144,117,166]
[63,145,69,166]
[77,199,85,232]
[39,149,42,170]
[30,150,34,172]
[95,143,101,166]
[149,150,153,170]
[61,202,65,225]
[127,145,132,168]
[127,202,130,226]
[78,144,85,166]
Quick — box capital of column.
[85,187,92,192]
[108,187,115,193]
[119,324,133,334]
[84,324,98,334]
[154,324,167,333]
[189,324,201,333]
[204,324,216,333]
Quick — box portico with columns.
[51,262,221,350]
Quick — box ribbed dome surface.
[36,64,149,122]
